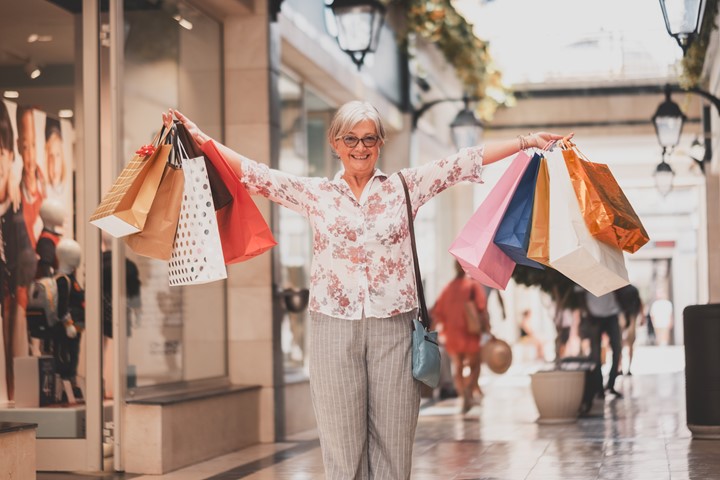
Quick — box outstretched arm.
[163,108,245,178]
[482,132,569,166]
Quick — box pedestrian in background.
[582,289,623,398]
[614,283,643,375]
[432,261,489,413]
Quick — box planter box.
[530,369,585,424]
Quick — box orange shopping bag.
[526,156,550,266]
[561,140,649,253]
[201,140,276,264]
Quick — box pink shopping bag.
[449,151,533,289]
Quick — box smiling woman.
[166,100,564,478]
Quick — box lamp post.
[326,0,386,70]
[659,0,707,54]
[652,84,687,155]
[654,155,675,196]
[651,84,720,192]
[412,95,484,150]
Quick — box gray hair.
[327,101,386,146]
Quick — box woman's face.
[332,119,383,178]
[18,111,37,172]
[46,132,64,184]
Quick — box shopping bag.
[546,148,629,297]
[449,151,532,289]
[526,156,550,266]
[201,140,277,264]
[168,148,227,286]
[90,127,172,237]
[493,152,544,269]
[562,141,649,253]
[124,151,185,260]
[175,121,232,211]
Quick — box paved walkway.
[40,345,720,479]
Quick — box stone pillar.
[223,1,282,443]
[706,172,720,302]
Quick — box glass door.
[0,0,104,471]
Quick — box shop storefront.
[0,0,228,472]
[0,0,462,473]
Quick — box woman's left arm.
[401,131,567,210]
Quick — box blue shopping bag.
[493,152,544,269]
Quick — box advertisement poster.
[0,99,75,402]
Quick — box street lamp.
[327,0,386,70]
[650,85,720,190]
[659,0,707,54]
[449,97,484,150]
[652,84,686,154]
[412,95,484,150]
[654,155,675,197]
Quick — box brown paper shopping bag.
[90,127,172,237]
[526,156,550,266]
[124,161,185,260]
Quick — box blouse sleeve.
[399,145,484,214]
[238,156,321,218]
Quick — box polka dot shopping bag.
[168,142,227,286]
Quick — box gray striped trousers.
[309,310,422,480]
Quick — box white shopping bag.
[168,148,227,286]
[546,148,629,297]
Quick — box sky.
[452,0,683,86]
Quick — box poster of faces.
[1,100,74,244]
[0,99,75,403]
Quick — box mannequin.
[50,239,84,399]
[36,199,65,278]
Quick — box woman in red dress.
[432,261,488,413]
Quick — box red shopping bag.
[201,140,276,263]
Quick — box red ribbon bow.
[135,144,156,157]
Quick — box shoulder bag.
[398,172,441,389]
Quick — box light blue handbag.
[399,172,441,389]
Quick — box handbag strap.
[398,172,431,330]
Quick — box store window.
[105,0,225,394]
[0,0,83,438]
[278,73,335,377]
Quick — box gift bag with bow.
[124,134,185,260]
[90,126,173,237]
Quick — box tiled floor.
[39,345,720,479]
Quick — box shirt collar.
[333,168,388,182]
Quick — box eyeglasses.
[340,135,379,148]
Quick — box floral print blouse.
[239,146,484,320]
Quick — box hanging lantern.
[659,0,707,54]
[327,0,386,69]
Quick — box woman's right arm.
[165,109,314,216]
[165,109,243,178]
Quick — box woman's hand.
[162,109,210,148]
[524,132,573,150]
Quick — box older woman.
[165,102,562,479]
